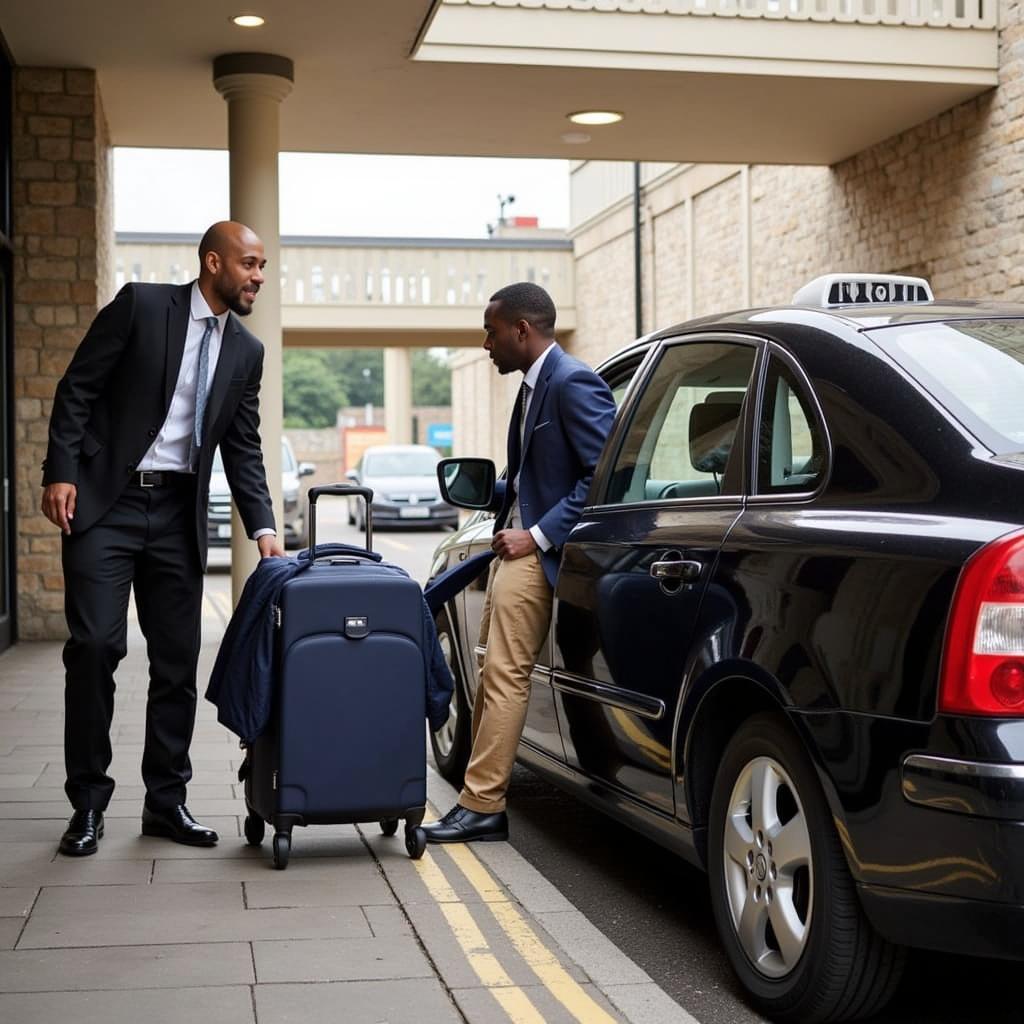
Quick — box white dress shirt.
[139,281,226,474]
[140,281,275,541]
[508,341,557,551]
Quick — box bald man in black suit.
[42,221,285,856]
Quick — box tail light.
[940,528,1024,715]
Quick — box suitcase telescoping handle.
[307,484,374,556]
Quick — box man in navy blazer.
[424,282,616,844]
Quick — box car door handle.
[650,559,703,582]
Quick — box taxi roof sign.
[793,274,933,308]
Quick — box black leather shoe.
[422,805,508,844]
[141,804,218,846]
[59,809,104,856]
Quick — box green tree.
[283,351,348,428]
[318,349,383,406]
[412,348,452,405]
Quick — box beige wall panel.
[573,231,638,370]
[693,174,743,318]
[652,202,689,329]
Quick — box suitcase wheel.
[380,818,400,837]
[244,813,265,847]
[273,831,291,870]
[405,826,426,860]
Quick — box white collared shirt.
[139,282,276,541]
[139,281,226,473]
[509,341,557,551]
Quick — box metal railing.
[443,0,996,29]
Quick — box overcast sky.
[114,149,571,238]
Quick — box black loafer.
[422,805,509,844]
[141,804,218,847]
[59,809,104,857]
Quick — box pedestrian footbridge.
[116,233,576,350]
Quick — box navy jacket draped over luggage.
[206,545,454,743]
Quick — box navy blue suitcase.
[242,484,427,868]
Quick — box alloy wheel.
[722,755,813,979]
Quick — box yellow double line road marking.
[415,806,619,1024]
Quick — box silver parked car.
[207,436,315,550]
[345,444,457,531]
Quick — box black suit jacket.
[43,281,275,563]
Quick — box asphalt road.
[207,518,1023,1024]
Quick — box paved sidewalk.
[0,610,694,1024]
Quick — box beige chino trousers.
[459,551,553,814]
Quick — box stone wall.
[12,68,113,640]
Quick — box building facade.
[0,0,1017,647]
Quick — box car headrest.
[689,399,742,474]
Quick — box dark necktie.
[193,316,217,449]
[519,381,530,451]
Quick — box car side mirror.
[298,462,316,478]
[437,457,496,510]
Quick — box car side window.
[605,341,757,504]
[756,356,826,494]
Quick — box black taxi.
[428,274,1024,1022]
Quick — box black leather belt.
[131,470,194,488]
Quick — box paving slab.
[0,887,37,917]
[19,882,373,948]
[0,919,24,949]
[243,872,394,909]
[152,843,375,885]
[253,978,462,1024]
[0,941,254,991]
[0,856,153,888]
[252,935,435,983]
[363,904,415,938]
[0,985,256,1024]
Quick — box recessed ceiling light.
[561,131,592,145]
[232,14,265,27]
[567,110,623,126]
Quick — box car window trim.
[748,342,833,504]
[589,331,764,513]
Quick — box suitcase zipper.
[272,770,278,790]
[273,605,281,628]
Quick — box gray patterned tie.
[193,316,217,450]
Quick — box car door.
[552,336,760,816]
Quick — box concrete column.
[213,53,293,603]
[384,347,413,444]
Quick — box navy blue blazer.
[494,344,616,587]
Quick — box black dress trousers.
[61,474,203,811]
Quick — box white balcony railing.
[114,234,576,335]
[442,0,995,29]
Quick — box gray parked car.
[207,436,315,550]
[345,444,457,531]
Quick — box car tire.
[429,608,471,788]
[707,712,905,1024]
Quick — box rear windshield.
[872,319,1024,453]
[364,451,438,477]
